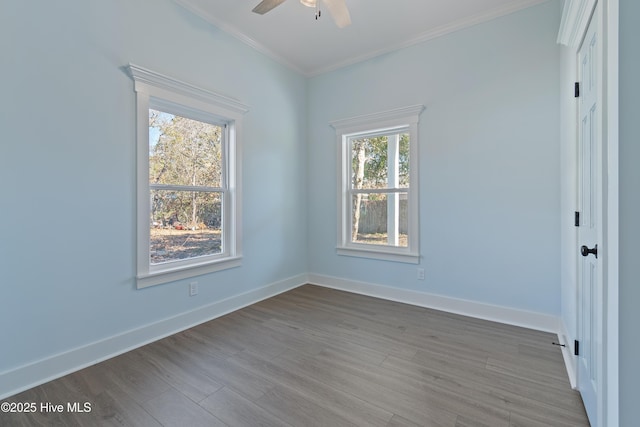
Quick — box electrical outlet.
[417,268,425,280]
[189,281,198,296]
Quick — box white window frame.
[128,64,248,288]
[330,105,424,264]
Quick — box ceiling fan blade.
[321,0,351,28]
[252,0,288,15]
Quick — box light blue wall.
[307,2,562,314]
[0,0,571,398]
[0,0,307,373]
[618,0,639,424]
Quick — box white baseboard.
[1,272,565,400]
[558,318,578,388]
[307,273,560,333]
[0,274,307,400]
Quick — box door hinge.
[574,340,580,356]
[575,211,580,227]
[574,82,580,98]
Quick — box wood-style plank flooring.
[1,285,589,426]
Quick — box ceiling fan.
[252,0,351,28]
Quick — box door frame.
[558,0,619,426]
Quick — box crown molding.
[174,0,306,75]
[176,0,553,77]
[310,0,551,76]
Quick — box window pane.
[149,109,223,188]
[350,133,409,190]
[351,192,408,247]
[150,190,223,264]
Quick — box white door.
[576,6,602,426]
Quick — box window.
[331,105,424,263]
[128,64,248,288]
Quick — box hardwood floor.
[1,285,589,426]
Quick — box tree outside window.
[148,110,225,264]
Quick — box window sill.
[137,256,242,289]
[336,246,420,264]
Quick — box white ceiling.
[175,0,550,76]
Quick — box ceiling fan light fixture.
[252,0,350,28]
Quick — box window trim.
[330,105,424,264]
[128,64,248,288]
